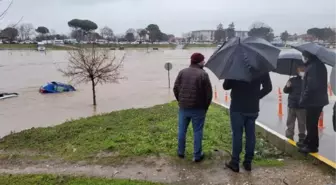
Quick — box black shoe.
[296,141,307,148]
[243,162,252,171]
[299,146,318,154]
[225,161,239,173]
[178,154,185,159]
[193,154,205,163]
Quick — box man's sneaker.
[243,162,252,171]
[225,161,239,173]
[193,154,205,163]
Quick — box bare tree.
[18,23,34,40]
[100,26,114,40]
[60,46,125,106]
[0,0,13,20]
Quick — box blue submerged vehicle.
[39,82,76,94]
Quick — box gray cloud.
[1,0,335,36]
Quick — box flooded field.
[0,48,335,161]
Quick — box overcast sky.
[1,0,335,36]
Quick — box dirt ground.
[0,156,335,185]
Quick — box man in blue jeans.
[173,53,213,162]
[223,73,272,172]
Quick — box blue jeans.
[178,108,206,160]
[230,110,258,165]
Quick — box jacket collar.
[189,63,202,69]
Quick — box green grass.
[0,102,284,165]
[0,174,164,185]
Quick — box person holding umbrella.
[296,51,329,153]
[273,53,307,142]
[283,65,306,142]
[206,37,280,172]
[291,42,335,153]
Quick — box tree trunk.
[91,78,97,106]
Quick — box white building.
[191,30,215,42]
[185,30,249,42]
[235,31,249,39]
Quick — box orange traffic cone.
[214,86,218,100]
[318,112,324,129]
[328,83,333,96]
[278,87,283,117]
[225,91,229,103]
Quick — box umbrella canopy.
[273,53,304,76]
[291,42,336,67]
[205,36,281,81]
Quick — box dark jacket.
[300,58,329,108]
[283,76,303,108]
[333,102,335,132]
[173,64,213,110]
[223,73,272,113]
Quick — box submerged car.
[0,93,18,100]
[39,82,76,94]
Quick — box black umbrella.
[331,66,336,95]
[205,36,281,81]
[291,42,336,67]
[273,53,304,76]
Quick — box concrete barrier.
[213,101,336,170]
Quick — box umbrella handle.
[289,59,294,78]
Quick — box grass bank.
[75,43,176,49]
[183,44,217,49]
[0,44,72,50]
[0,43,176,50]
[0,174,163,185]
[0,102,284,166]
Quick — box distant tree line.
[0,18,175,43]
[279,27,335,43]
[213,21,275,42]
[214,22,236,43]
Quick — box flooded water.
[0,48,335,161]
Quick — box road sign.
[164,62,173,88]
[164,62,173,71]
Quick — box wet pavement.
[0,48,335,163]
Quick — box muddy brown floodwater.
[0,48,335,162]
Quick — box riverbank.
[183,44,217,49]
[0,102,334,184]
[0,43,176,50]
[0,44,70,50]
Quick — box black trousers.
[304,106,323,150]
